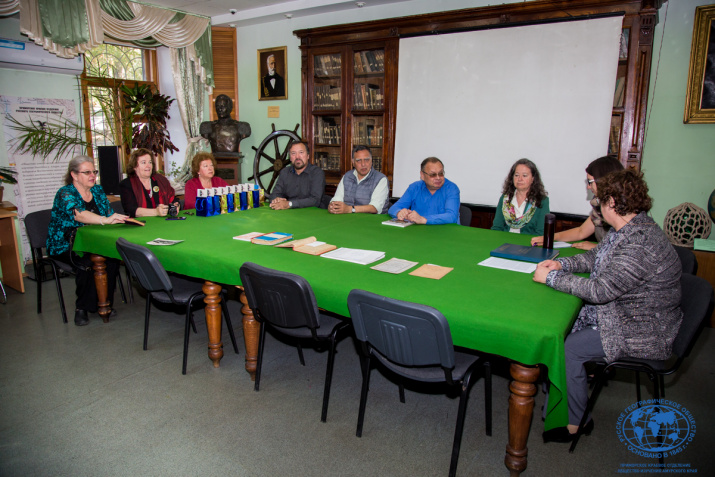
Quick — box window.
[81,44,157,158]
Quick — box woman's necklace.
[141,178,153,198]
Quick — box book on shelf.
[613,77,625,108]
[251,232,293,246]
[490,243,559,263]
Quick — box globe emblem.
[622,404,691,452]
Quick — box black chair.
[459,204,472,227]
[24,209,127,324]
[347,289,492,477]
[570,274,715,454]
[116,237,239,374]
[673,245,698,275]
[239,262,351,422]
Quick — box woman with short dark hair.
[491,158,549,235]
[534,169,682,443]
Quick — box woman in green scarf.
[491,158,549,235]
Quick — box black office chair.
[459,204,472,227]
[24,209,127,324]
[116,237,239,374]
[347,289,492,477]
[239,262,351,422]
[570,274,715,455]
[673,245,698,275]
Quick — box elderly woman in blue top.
[388,157,460,224]
[534,170,682,443]
[491,158,549,235]
[47,155,127,326]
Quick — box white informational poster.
[0,95,78,262]
[393,16,623,215]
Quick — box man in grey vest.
[328,145,389,214]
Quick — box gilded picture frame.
[258,46,288,101]
[684,4,715,124]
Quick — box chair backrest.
[347,289,455,368]
[109,200,124,215]
[671,274,714,359]
[24,209,53,250]
[115,237,173,293]
[673,245,698,275]
[239,262,321,330]
[459,204,472,227]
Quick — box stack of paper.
[321,247,385,265]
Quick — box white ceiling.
[141,0,411,27]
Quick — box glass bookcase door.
[609,28,629,156]
[353,49,385,111]
[314,115,342,172]
[313,53,341,110]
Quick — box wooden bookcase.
[295,41,398,192]
[295,0,662,221]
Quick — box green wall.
[643,0,714,237]
[234,0,714,238]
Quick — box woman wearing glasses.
[531,156,623,250]
[491,158,549,235]
[47,155,127,326]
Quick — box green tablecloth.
[74,207,583,430]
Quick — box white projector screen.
[393,16,623,215]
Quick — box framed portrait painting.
[684,4,715,124]
[258,46,288,101]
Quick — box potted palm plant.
[8,82,178,167]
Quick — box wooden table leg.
[90,254,111,323]
[203,281,223,367]
[239,287,259,381]
[505,362,540,476]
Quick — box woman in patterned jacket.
[47,155,127,326]
[534,169,682,443]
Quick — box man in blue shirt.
[388,157,460,224]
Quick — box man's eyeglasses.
[79,170,99,176]
[422,170,445,178]
[585,179,595,186]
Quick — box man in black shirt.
[269,142,325,209]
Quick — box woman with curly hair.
[534,169,682,443]
[491,158,549,235]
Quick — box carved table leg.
[90,254,111,323]
[505,362,540,476]
[203,281,223,367]
[239,287,259,381]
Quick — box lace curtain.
[170,47,210,186]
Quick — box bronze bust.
[200,95,251,154]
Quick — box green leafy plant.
[120,83,179,157]
[6,115,89,161]
[9,81,178,162]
